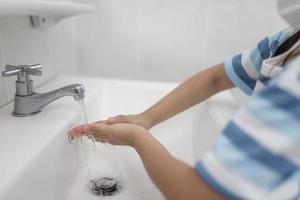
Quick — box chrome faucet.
[2,64,85,117]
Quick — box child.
[69,1,300,199]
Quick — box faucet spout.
[13,83,85,117]
[52,83,85,101]
[1,64,87,117]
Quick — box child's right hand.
[106,113,152,130]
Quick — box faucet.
[2,64,85,117]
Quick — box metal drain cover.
[90,177,121,196]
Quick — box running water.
[79,137,93,180]
[76,99,97,181]
[77,99,97,148]
[72,99,124,194]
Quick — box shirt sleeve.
[224,29,293,96]
[195,62,300,200]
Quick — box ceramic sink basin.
[0,76,239,200]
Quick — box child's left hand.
[68,122,149,146]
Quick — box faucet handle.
[2,64,42,78]
[2,64,42,96]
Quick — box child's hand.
[106,113,152,130]
[68,122,149,146]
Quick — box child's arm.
[133,131,224,200]
[107,63,234,129]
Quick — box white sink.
[0,76,239,200]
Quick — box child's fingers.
[107,116,117,124]
[88,123,108,133]
[68,123,110,140]
[68,129,81,137]
[107,115,126,124]
[68,124,90,137]
[94,119,109,124]
[93,117,120,125]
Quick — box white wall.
[0,16,78,108]
[76,0,208,81]
[76,0,287,82]
[0,0,289,108]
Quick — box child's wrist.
[140,111,154,129]
[131,128,151,149]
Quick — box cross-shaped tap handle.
[2,64,42,78]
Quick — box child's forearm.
[142,63,234,128]
[132,133,224,200]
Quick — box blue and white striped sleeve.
[224,29,293,96]
[195,63,300,199]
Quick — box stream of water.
[77,99,97,181]
[74,99,124,195]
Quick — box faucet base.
[13,110,41,117]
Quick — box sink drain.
[90,177,122,196]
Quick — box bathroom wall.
[76,0,208,81]
[76,0,287,82]
[0,16,78,108]
[0,0,288,108]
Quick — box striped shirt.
[195,28,300,200]
[225,27,298,95]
